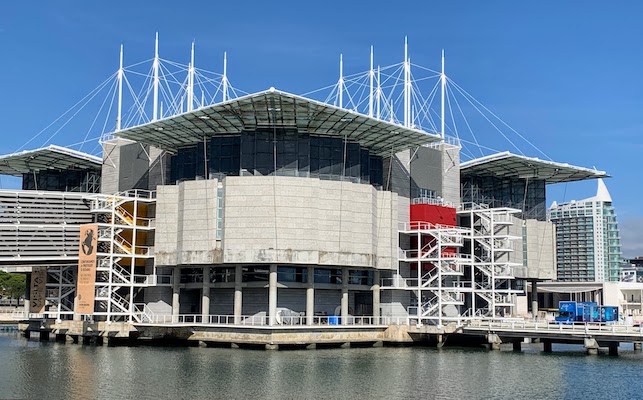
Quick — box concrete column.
[234,265,243,324]
[608,343,619,356]
[543,340,553,353]
[372,270,381,321]
[24,272,31,317]
[172,266,180,322]
[72,269,81,321]
[513,341,522,352]
[268,264,277,326]
[202,267,210,323]
[306,267,314,326]
[584,338,598,355]
[341,268,349,325]
[488,333,502,351]
[531,280,538,319]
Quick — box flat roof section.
[0,145,102,176]
[114,88,443,156]
[460,152,608,184]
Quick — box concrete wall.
[148,146,170,191]
[207,287,357,316]
[384,152,411,198]
[143,286,172,315]
[221,176,398,269]
[101,138,150,194]
[409,143,460,206]
[511,217,556,280]
[155,180,221,265]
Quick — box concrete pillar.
[488,333,502,351]
[584,338,598,355]
[372,270,381,321]
[531,280,538,319]
[24,272,31,317]
[172,266,180,322]
[234,265,243,324]
[72,269,81,321]
[268,264,277,326]
[543,340,553,353]
[202,267,210,323]
[608,343,619,356]
[513,341,522,352]
[306,267,314,326]
[341,268,349,325]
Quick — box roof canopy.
[0,145,102,177]
[460,152,608,184]
[114,88,442,156]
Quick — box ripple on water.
[2,334,643,400]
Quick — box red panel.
[410,204,456,227]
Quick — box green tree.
[0,271,26,301]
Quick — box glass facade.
[169,131,384,187]
[22,169,101,193]
[461,176,546,220]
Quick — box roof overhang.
[460,152,608,184]
[113,88,442,156]
[0,145,102,177]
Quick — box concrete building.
[547,179,623,282]
[0,51,610,338]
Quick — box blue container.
[600,306,619,323]
[329,315,340,325]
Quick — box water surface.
[1,333,641,399]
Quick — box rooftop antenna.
[153,32,159,121]
[116,44,123,131]
[369,46,374,118]
[338,54,344,108]
[187,41,195,112]
[441,49,445,138]
[222,51,228,102]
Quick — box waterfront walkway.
[462,319,643,355]
[18,313,643,354]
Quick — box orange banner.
[77,223,98,314]
[30,266,46,313]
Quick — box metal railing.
[467,319,643,336]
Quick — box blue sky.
[0,1,641,256]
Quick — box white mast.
[116,44,123,131]
[152,32,159,121]
[376,65,381,119]
[404,37,410,128]
[338,54,344,108]
[222,51,228,102]
[441,49,445,138]
[369,46,374,117]
[187,41,195,112]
